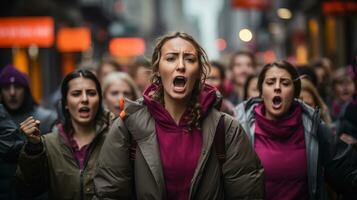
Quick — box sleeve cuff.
[25,141,44,155]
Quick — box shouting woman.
[235,60,357,199]
[93,32,264,199]
[16,69,115,200]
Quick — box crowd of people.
[0,31,356,200]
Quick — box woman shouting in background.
[16,70,115,200]
[235,60,357,199]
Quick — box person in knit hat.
[0,64,56,199]
[0,64,57,132]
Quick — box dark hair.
[257,60,301,98]
[243,74,258,101]
[229,50,256,70]
[296,65,317,86]
[60,69,104,133]
[151,32,210,131]
[210,61,226,80]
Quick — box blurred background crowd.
[0,0,356,138]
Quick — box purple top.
[254,103,308,200]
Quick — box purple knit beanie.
[0,64,30,90]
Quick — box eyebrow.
[265,77,292,80]
[164,51,197,56]
[70,88,97,92]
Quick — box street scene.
[0,0,356,199]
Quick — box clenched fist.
[20,116,41,144]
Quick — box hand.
[20,116,41,144]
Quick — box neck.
[71,120,96,149]
[71,120,96,138]
[164,93,190,125]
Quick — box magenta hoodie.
[143,83,217,200]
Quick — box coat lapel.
[137,132,165,189]
[125,107,166,195]
[189,109,222,199]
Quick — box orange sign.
[323,1,357,15]
[0,17,54,47]
[57,27,91,52]
[232,0,271,10]
[109,37,145,57]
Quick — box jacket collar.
[55,110,115,167]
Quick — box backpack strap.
[214,115,226,168]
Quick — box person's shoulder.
[234,97,261,121]
[124,97,146,115]
[0,103,11,119]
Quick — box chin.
[9,106,19,110]
[170,93,189,101]
[77,118,94,125]
[164,87,190,101]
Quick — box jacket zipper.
[79,127,105,200]
[62,127,104,200]
[80,169,84,200]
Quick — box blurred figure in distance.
[102,72,140,116]
[228,50,257,106]
[205,61,235,116]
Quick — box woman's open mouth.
[272,96,282,109]
[173,76,187,93]
[78,107,91,118]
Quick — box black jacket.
[0,103,50,200]
[0,103,25,199]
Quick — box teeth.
[79,107,89,112]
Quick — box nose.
[176,56,186,72]
[9,85,16,96]
[81,92,89,103]
[118,92,124,100]
[274,81,281,92]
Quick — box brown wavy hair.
[150,32,210,131]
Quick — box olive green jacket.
[16,111,115,200]
[93,99,264,199]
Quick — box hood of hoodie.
[142,83,220,131]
